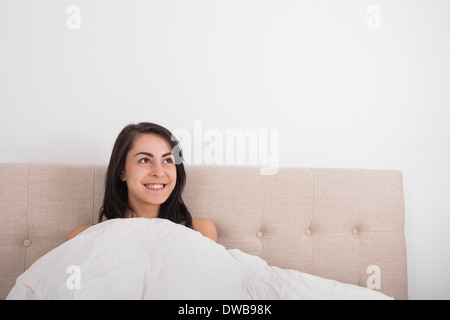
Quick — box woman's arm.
[192,218,218,242]
[65,224,93,242]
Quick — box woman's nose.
[149,163,164,177]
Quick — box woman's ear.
[120,170,126,181]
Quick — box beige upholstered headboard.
[0,163,408,299]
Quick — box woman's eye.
[164,158,174,164]
[139,158,150,163]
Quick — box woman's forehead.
[130,133,172,153]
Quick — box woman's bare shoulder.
[192,217,218,242]
[65,224,93,242]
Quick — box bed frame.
[0,163,408,299]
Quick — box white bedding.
[7,218,392,300]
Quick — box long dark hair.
[98,122,193,228]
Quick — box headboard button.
[22,239,32,247]
[352,228,358,235]
[256,231,263,239]
[305,229,312,236]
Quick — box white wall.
[1,0,449,299]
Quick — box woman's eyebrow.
[134,152,173,158]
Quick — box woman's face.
[122,133,177,217]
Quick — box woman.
[66,122,217,242]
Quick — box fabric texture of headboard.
[0,163,408,299]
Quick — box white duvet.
[7,218,392,300]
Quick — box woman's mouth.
[144,183,167,190]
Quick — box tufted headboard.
[0,163,408,299]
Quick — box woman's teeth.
[145,184,165,189]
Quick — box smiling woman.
[66,122,217,242]
[122,133,178,220]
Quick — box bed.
[0,163,408,299]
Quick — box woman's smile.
[143,183,167,190]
